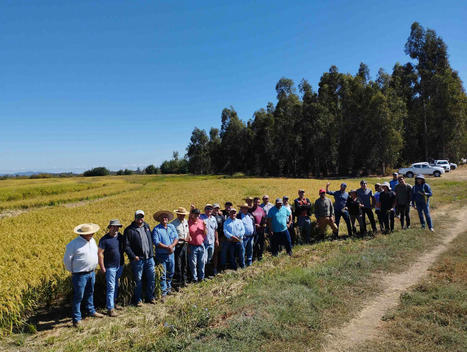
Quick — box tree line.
[185,22,467,177]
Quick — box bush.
[83,167,110,177]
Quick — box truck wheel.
[433,171,441,177]
[406,172,414,178]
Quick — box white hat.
[135,210,145,217]
[74,223,100,235]
[381,182,391,189]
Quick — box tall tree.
[186,127,211,174]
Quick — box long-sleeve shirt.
[380,191,396,212]
[326,190,348,211]
[200,214,218,245]
[152,223,178,255]
[294,197,312,217]
[314,197,334,218]
[64,236,98,273]
[395,183,412,206]
[412,183,432,205]
[239,212,255,236]
[223,217,245,240]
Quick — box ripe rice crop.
[0,175,366,334]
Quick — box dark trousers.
[361,207,377,232]
[253,227,265,261]
[349,213,364,234]
[396,204,411,228]
[174,242,188,286]
[381,208,395,232]
[271,230,292,256]
[335,209,353,236]
[375,209,384,231]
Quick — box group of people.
[63,173,434,327]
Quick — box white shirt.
[171,218,189,241]
[63,236,98,273]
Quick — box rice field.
[0,174,457,334]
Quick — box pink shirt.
[188,219,206,246]
[251,206,266,225]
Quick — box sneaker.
[107,309,119,317]
[90,312,104,318]
[136,301,143,307]
[429,228,435,232]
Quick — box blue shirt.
[240,213,255,236]
[268,206,291,232]
[356,188,373,208]
[152,223,178,255]
[374,191,381,210]
[412,183,432,205]
[200,214,218,245]
[98,233,124,268]
[389,179,399,191]
[326,190,348,211]
[223,217,245,240]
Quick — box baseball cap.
[319,188,326,194]
[135,210,145,217]
[341,183,347,188]
[275,198,283,204]
[213,203,220,209]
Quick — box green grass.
[352,230,467,352]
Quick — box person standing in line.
[389,172,399,191]
[124,210,156,306]
[282,196,295,243]
[188,208,207,282]
[412,174,434,231]
[294,189,312,243]
[170,207,190,289]
[223,208,246,269]
[219,201,233,270]
[245,196,254,210]
[395,176,412,229]
[356,180,377,234]
[152,210,178,300]
[251,197,267,261]
[345,190,364,236]
[98,219,125,317]
[373,183,385,233]
[267,198,293,256]
[212,204,225,272]
[315,189,339,239]
[200,204,219,277]
[64,223,104,327]
[238,203,256,266]
[380,182,396,234]
[260,195,274,215]
[326,182,352,238]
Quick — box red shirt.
[251,206,266,225]
[188,219,206,246]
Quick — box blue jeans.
[271,230,292,256]
[131,257,155,303]
[204,243,215,264]
[156,254,175,296]
[297,216,311,243]
[219,241,230,269]
[335,209,352,236]
[189,244,205,281]
[243,236,254,266]
[229,241,245,270]
[105,266,123,310]
[72,271,96,323]
[416,202,433,229]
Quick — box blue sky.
[1,0,466,173]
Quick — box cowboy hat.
[153,210,174,222]
[173,207,189,215]
[238,203,249,208]
[74,223,100,235]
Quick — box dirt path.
[322,206,467,352]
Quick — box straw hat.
[74,223,100,235]
[238,203,249,208]
[153,211,174,222]
[173,207,189,215]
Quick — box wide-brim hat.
[415,174,425,181]
[381,182,391,189]
[174,207,189,215]
[107,219,122,228]
[238,203,249,208]
[153,210,174,222]
[74,223,100,235]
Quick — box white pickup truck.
[399,162,445,178]
[430,160,451,172]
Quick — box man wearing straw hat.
[200,204,219,277]
[124,210,156,306]
[152,210,178,299]
[64,223,104,327]
[98,219,125,317]
[171,207,190,289]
